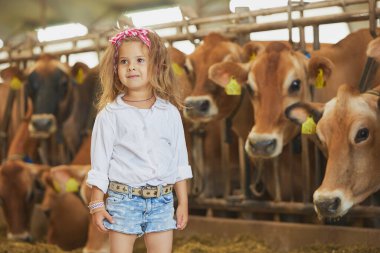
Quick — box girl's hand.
[92,209,114,232]
[176,203,188,230]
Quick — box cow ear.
[285,102,325,125]
[242,41,265,62]
[209,62,248,88]
[367,37,380,62]
[308,56,334,86]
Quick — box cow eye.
[354,128,369,143]
[289,79,301,93]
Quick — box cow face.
[209,41,309,158]
[26,54,73,138]
[286,84,380,219]
[0,160,48,241]
[183,33,244,123]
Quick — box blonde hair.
[97,29,182,111]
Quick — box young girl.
[86,28,192,253]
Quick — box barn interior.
[1,1,380,253]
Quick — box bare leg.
[144,230,173,253]
[109,231,137,253]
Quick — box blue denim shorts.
[103,189,177,237]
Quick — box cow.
[180,33,247,198]
[25,54,76,165]
[39,165,90,251]
[285,84,380,219]
[0,66,27,161]
[62,63,95,159]
[281,36,380,219]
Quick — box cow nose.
[31,118,53,132]
[184,99,210,114]
[314,197,341,217]
[249,139,277,156]
[198,100,210,112]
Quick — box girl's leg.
[109,231,137,253]
[144,230,173,253]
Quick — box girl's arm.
[174,179,188,230]
[90,186,113,232]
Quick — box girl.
[86,28,193,253]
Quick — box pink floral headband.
[109,28,151,73]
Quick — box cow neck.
[224,87,246,144]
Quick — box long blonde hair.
[97,29,182,111]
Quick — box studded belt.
[109,181,174,198]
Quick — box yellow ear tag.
[10,77,22,90]
[315,68,326,89]
[75,68,84,85]
[225,77,241,95]
[65,178,80,193]
[53,180,61,193]
[172,63,184,76]
[250,53,256,62]
[302,116,317,134]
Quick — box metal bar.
[1,8,378,65]
[190,197,380,217]
[149,0,369,29]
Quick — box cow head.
[209,41,309,158]
[0,160,49,241]
[183,33,244,123]
[286,84,380,219]
[26,54,73,138]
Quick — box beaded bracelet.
[88,201,105,214]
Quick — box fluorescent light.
[125,6,183,27]
[173,41,195,54]
[36,23,88,42]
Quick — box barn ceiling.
[0,0,230,45]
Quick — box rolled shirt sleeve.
[86,109,116,193]
[172,108,193,182]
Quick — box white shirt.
[86,94,193,193]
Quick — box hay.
[0,238,82,253]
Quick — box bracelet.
[88,201,105,214]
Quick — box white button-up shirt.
[86,94,193,193]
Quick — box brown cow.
[0,66,26,161]
[309,28,380,102]
[39,165,90,250]
[180,33,247,197]
[286,84,380,219]
[26,54,75,165]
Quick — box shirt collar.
[107,94,168,111]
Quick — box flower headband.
[109,28,151,73]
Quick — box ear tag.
[302,116,317,134]
[75,68,84,84]
[315,68,326,89]
[10,77,22,90]
[53,180,61,193]
[225,77,241,95]
[250,53,257,62]
[65,178,80,193]
[172,63,184,76]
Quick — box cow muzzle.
[183,96,217,122]
[312,188,353,220]
[29,114,57,138]
[245,133,283,158]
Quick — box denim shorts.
[103,189,177,237]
